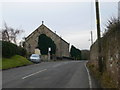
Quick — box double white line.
[22,69,47,79]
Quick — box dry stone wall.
[90,28,120,88]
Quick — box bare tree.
[19,37,26,47]
[2,22,23,44]
[2,23,10,42]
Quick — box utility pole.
[118,1,120,21]
[95,0,103,72]
[90,31,93,45]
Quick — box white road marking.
[84,61,92,88]
[22,69,47,79]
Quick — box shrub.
[16,47,27,57]
[2,41,17,58]
[38,34,56,55]
[2,41,27,58]
[70,45,81,60]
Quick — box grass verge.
[0,55,33,70]
[87,62,117,88]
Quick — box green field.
[0,55,33,70]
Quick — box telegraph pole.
[90,31,93,45]
[95,0,103,72]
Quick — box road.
[2,60,100,88]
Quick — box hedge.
[38,34,56,55]
[2,41,27,58]
[70,45,81,60]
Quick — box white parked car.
[30,54,41,63]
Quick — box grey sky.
[1,1,118,50]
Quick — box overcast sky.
[0,0,118,50]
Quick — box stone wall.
[61,39,70,57]
[90,28,120,88]
[24,24,70,59]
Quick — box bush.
[38,34,56,55]
[2,41,17,58]
[70,45,81,60]
[2,41,27,58]
[16,47,27,57]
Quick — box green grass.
[0,55,33,70]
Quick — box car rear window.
[31,54,39,57]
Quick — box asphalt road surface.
[2,60,100,88]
